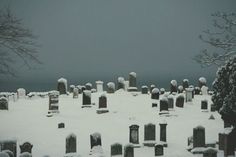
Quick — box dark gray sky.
[1,0,236,91]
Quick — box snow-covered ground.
[0,90,226,157]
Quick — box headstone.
[199,77,207,88]
[178,85,184,93]
[57,78,67,95]
[0,140,17,157]
[194,87,201,95]
[117,77,125,90]
[141,86,148,94]
[160,88,165,94]
[1,150,14,157]
[203,148,217,157]
[85,83,92,90]
[17,88,26,99]
[152,103,158,108]
[73,88,79,98]
[189,85,195,98]
[151,88,160,100]
[48,90,59,113]
[160,97,168,112]
[218,132,226,150]
[19,152,32,157]
[128,72,138,92]
[58,123,65,128]
[170,80,177,93]
[150,84,156,93]
[82,90,91,107]
[65,133,76,153]
[110,143,122,156]
[96,81,103,92]
[167,95,174,109]
[201,86,209,95]
[176,94,184,108]
[223,128,236,157]
[185,88,193,102]
[154,144,164,156]
[129,125,139,144]
[90,132,102,149]
[144,123,156,146]
[124,144,134,157]
[159,122,167,147]
[97,94,109,114]
[182,79,189,90]
[107,82,115,93]
[69,85,75,93]
[201,100,208,110]
[20,142,33,153]
[0,97,8,110]
[193,125,205,148]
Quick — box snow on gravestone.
[151,88,160,100]
[57,78,68,95]
[128,72,138,92]
[0,97,8,110]
[17,88,26,99]
[1,150,14,157]
[143,123,156,147]
[96,81,103,93]
[107,82,115,93]
[178,85,184,93]
[201,86,208,95]
[170,80,177,93]
[185,88,193,102]
[198,77,207,88]
[182,79,189,90]
[69,85,75,93]
[19,152,32,157]
[160,88,165,94]
[48,90,59,113]
[141,85,148,94]
[117,77,125,90]
[90,132,102,149]
[0,140,17,157]
[85,83,92,91]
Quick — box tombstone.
[182,79,189,90]
[1,150,14,157]
[201,86,209,95]
[170,80,177,93]
[73,88,79,98]
[0,97,8,110]
[150,84,156,93]
[141,86,148,94]
[19,152,32,157]
[85,83,92,90]
[185,88,193,102]
[128,72,138,92]
[154,144,164,156]
[117,77,125,90]
[193,125,205,148]
[69,85,75,93]
[129,125,139,145]
[57,78,67,95]
[90,132,102,149]
[0,140,17,157]
[151,88,160,100]
[97,94,109,114]
[176,95,184,108]
[17,88,26,99]
[199,77,207,88]
[82,90,91,107]
[159,122,167,147]
[178,85,184,93]
[107,82,115,93]
[20,142,33,153]
[218,132,226,150]
[110,143,122,156]
[201,100,208,110]
[194,87,201,95]
[124,144,134,157]
[167,95,174,109]
[159,97,168,113]
[65,133,76,153]
[152,103,158,108]
[189,85,195,98]
[48,90,59,113]
[58,123,65,128]
[160,88,165,95]
[203,148,217,157]
[96,81,103,92]
[223,128,236,157]
[143,123,156,146]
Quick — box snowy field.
[0,90,226,157]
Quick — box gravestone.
[117,77,125,90]
[170,80,177,93]
[73,88,79,98]
[218,132,226,150]
[176,95,184,108]
[96,81,103,92]
[201,86,208,95]
[0,97,8,110]
[151,88,160,100]
[223,128,236,157]
[199,77,207,88]
[48,90,59,113]
[58,123,65,128]
[0,140,17,157]
[150,84,156,93]
[189,85,195,98]
[1,150,14,157]
[182,79,189,90]
[19,152,32,157]
[152,103,158,108]
[185,88,193,102]
[110,143,122,156]
[20,142,33,153]
[124,144,134,157]
[193,126,205,148]
[178,85,184,93]
[129,125,139,145]
[159,122,167,147]
[85,83,92,90]
[90,132,102,149]
[194,87,201,95]
[69,85,75,93]
[65,133,76,153]
[82,90,91,107]
[160,88,165,94]
[203,148,217,157]
[201,100,208,110]
[97,94,109,114]
[167,95,174,109]
[155,144,164,156]
[107,82,115,93]
[141,86,148,94]
[57,78,67,95]
[128,72,138,92]
[144,123,156,146]
[17,88,26,99]
[160,97,168,112]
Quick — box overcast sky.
[1,0,236,91]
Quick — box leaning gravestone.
[57,78,67,95]
[128,72,138,92]
[141,86,148,94]
[124,144,134,157]
[96,81,103,93]
[129,125,140,146]
[90,132,102,149]
[193,125,205,148]
[155,144,164,156]
[20,142,33,153]
[65,133,77,154]
[0,97,8,110]
[107,82,115,93]
[151,88,160,100]
[0,140,17,157]
[17,88,26,99]
[170,80,177,93]
[182,79,189,90]
[117,77,125,90]
[110,143,122,156]
[143,123,156,146]
[82,90,91,108]
[176,94,184,108]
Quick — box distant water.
[0,76,215,93]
